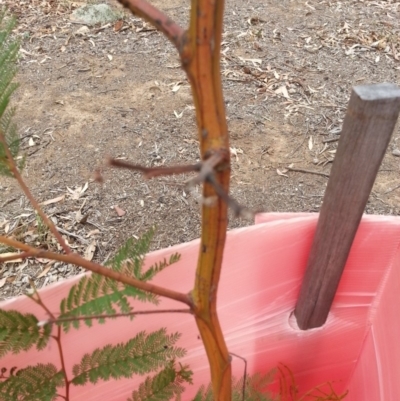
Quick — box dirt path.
[0,0,399,299]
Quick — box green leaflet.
[192,372,276,401]
[192,386,214,401]
[106,228,156,274]
[106,228,180,280]
[127,362,193,401]
[0,310,51,357]
[71,329,185,385]
[59,274,154,332]
[0,363,64,401]
[58,229,180,331]
[0,8,23,178]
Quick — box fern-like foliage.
[0,8,23,177]
[0,363,64,401]
[0,310,51,357]
[71,328,185,386]
[192,386,213,401]
[59,228,180,331]
[106,228,155,275]
[127,361,193,401]
[192,372,276,401]
[106,228,180,281]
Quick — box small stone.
[392,149,400,157]
[71,4,123,26]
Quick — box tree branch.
[116,0,185,52]
[109,0,233,398]
[0,236,191,306]
[40,309,192,326]
[184,0,232,398]
[108,152,251,218]
[0,251,35,262]
[0,133,71,254]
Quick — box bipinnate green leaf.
[136,252,181,282]
[0,310,51,357]
[127,361,193,401]
[0,363,64,401]
[106,228,156,274]
[231,371,276,401]
[0,9,23,178]
[106,228,180,281]
[71,329,185,386]
[59,229,180,332]
[59,273,153,332]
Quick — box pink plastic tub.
[1,213,400,400]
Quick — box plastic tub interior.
[1,213,400,400]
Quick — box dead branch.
[108,152,251,218]
[384,183,400,194]
[322,137,340,144]
[287,166,330,178]
[108,157,201,178]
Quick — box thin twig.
[230,353,247,401]
[110,152,252,218]
[28,285,70,398]
[55,226,88,244]
[287,166,330,178]
[384,183,400,194]
[1,197,18,208]
[322,137,340,144]
[116,0,185,51]
[0,236,191,306]
[41,309,192,326]
[56,326,70,398]
[109,158,201,178]
[158,179,186,187]
[287,122,309,157]
[109,153,253,218]
[0,134,71,254]
[28,280,56,320]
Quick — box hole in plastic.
[288,311,330,332]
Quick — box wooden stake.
[295,83,400,330]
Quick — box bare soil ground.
[0,0,399,299]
